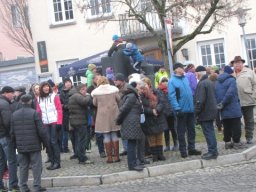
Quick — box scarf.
[143,88,158,109]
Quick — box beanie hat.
[47,79,55,87]
[1,86,14,94]
[20,94,32,103]
[112,34,119,41]
[224,65,234,74]
[115,73,125,82]
[88,63,96,71]
[195,66,206,72]
[159,76,168,83]
[126,42,133,49]
[173,62,184,71]
[14,86,26,93]
[63,77,72,84]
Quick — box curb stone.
[28,144,256,188]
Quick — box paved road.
[47,160,256,192]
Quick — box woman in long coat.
[116,84,144,171]
[91,76,120,163]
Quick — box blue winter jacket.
[123,44,144,63]
[215,72,242,119]
[168,73,194,113]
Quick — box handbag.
[139,96,146,124]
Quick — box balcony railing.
[118,12,182,39]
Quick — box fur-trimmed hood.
[91,84,119,97]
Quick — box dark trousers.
[7,137,19,189]
[60,124,69,151]
[222,118,242,143]
[177,113,196,154]
[127,140,137,169]
[0,137,8,188]
[96,133,105,154]
[201,121,218,155]
[216,111,222,131]
[164,116,177,146]
[69,130,76,156]
[46,124,60,165]
[241,106,254,140]
[74,126,87,162]
[19,151,42,192]
[137,133,145,162]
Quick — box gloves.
[216,103,223,110]
[175,110,184,117]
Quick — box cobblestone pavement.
[40,137,254,178]
[47,159,256,192]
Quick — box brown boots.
[104,141,120,163]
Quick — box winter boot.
[225,141,233,149]
[157,146,166,161]
[112,140,121,162]
[151,147,158,162]
[104,142,113,163]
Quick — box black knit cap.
[195,66,206,72]
[21,94,32,103]
[1,86,15,94]
[173,62,184,70]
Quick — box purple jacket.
[185,71,197,96]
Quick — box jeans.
[222,118,241,143]
[7,137,18,189]
[45,124,60,165]
[176,113,196,154]
[200,121,218,155]
[60,125,69,151]
[122,139,128,152]
[73,126,87,162]
[0,137,8,188]
[127,140,137,169]
[96,133,105,154]
[241,106,254,140]
[19,151,42,192]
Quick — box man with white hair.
[194,66,218,160]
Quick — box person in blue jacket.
[123,42,144,72]
[215,66,244,150]
[168,62,201,158]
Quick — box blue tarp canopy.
[59,51,164,77]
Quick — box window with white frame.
[247,36,256,68]
[87,0,111,18]
[198,40,226,69]
[11,5,22,27]
[51,0,74,25]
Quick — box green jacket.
[86,70,94,87]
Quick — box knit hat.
[112,34,119,41]
[47,79,55,87]
[173,62,184,71]
[63,77,72,84]
[224,66,234,74]
[1,86,14,94]
[195,66,206,72]
[14,86,26,93]
[114,73,125,82]
[20,94,32,103]
[88,63,96,71]
[126,43,133,49]
[159,76,168,83]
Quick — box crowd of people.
[0,54,255,191]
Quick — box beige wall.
[176,0,256,67]
[28,0,124,82]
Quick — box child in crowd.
[123,42,144,73]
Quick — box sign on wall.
[37,41,49,73]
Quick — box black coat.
[60,87,75,127]
[156,89,174,117]
[141,89,167,135]
[10,105,48,153]
[195,74,217,122]
[116,86,143,140]
[0,95,12,138]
